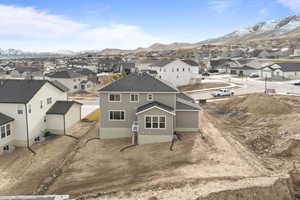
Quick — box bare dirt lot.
[205,94,300,172]
[178,82,230,92]
[205,93,300,199]
[0,111,273,199]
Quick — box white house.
[148,59,200,87]
[45,71,89,93]
[0,79,82,153]
[268,63,300,80]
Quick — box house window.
[73,79,76,82]
[188,68,190,71]
[172,68,174,72]
[1,126,5,138]
[6,124,10,136]
[159,116,166,128]
[47,97,52,104]
[130,94,139,102]
[109,111,125,121]
[177,68,179,72]
[144,115,166,129]
[183,68,185,72]
[145,116,152,128]
[40,100,43,109]
[74,85,78,89]
[17,105,23,114]
[109,94,121,102]
[147,93,154,101]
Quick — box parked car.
[294,81,300,86]
[208,69,219,73]
[202,72,210,76]
[249,73,259,78]
[212,89,234,97]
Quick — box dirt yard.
[178,82,230,92]
[0,111,273,199]
[205,93,300,198]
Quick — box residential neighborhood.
[4,0,300,200]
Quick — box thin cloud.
[278,0,300,12]
[0,4,167,51]
[208,0,231,13]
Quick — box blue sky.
[0,0,299,51]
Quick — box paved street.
[189,75,300,100]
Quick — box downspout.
[24,103,35,155]
[63,114,66,135]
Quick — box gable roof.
[51,80,69,92]
[136,101,175,115]
[176,93,195,103]
[14,67,41,73]
[181,59,199,66]
[0,79,66,103]
[273,63,300,72]
[74,68,96,76]
[99,72,178,93]
[149,59,175,67]
[176,101,200,111]
[0,112,14,126]
[45,71,84,78]
[46,101,82,115]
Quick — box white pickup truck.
[212,89,234,97]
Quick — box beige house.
[99,72,200,145]
[45,71,89,93]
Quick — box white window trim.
[147,93,154,101]
[144,115,166,130]
[129,93,139,103]
[108,93,122,102]
[108,110,126,121]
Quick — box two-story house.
[148,59,200,87]
[99,72,200,145]
[45,71,90,93]
[0,79,82,153]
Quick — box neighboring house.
[10,67,43,79]
[74,68,99,84]
[268,63,300,80]
[148,59,200,87]
[0,79,82,152]
[45,71,89,93]
[230,60,265,76]
[0,68,8,78]
[98,72,200,145]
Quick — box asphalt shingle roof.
[0,112,14,126]
[46,101,82,115]
[0,79,66,103]
[176,93,195,103]
[176,101,200,111]
[99,72,178,93]
[46,71,84,78]
[274,63,300,72]
[136,101,174,114]
[181,59,199,66]
[149,59,175,67]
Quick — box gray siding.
[99,92,176,129]
[175,111,199,131]
[137,108,174,135]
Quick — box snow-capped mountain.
[208,14,300,43]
